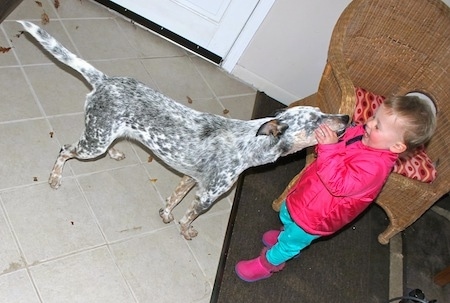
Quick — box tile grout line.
[1,23,49,130]
[0,196,45,302]
[188,55,231,118]
[0,161,142,193]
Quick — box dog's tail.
[18,21,105,86]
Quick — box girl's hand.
[315,124,338,145]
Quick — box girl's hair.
[383,95,437,153]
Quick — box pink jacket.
[286,124,398,236]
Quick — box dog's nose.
[336,128,346,137]
[342,115,350,125]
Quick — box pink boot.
[262,230,281,248]
[235,248,285,282]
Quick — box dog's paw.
[48,173,62,189]
[108,148,125,161]
[159,208,174,223]
[180,225,198,240]
[112,154,126,161]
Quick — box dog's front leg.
[159,175,196,223]
[179,199,202,240]
[179,193,214,240]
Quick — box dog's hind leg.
[159,175,196,224]
[49,135,113,189]
[49,144,77,189]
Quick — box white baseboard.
[231,65,303,106]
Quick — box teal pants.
[266,201,320,266]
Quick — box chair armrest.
[317,61,356,117]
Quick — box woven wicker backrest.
[327,0,450,163]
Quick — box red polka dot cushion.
[352,87,436,182]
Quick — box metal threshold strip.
[94,0,223,65]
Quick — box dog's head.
[257,106,349,155]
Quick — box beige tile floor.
[0,1,256,302]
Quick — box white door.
[111,0,261,63]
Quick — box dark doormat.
[211,92,389,303]
[402,194,450,302]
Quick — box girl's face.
[362,104,407,154]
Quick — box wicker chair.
[272,0,450,244]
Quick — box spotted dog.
[18,21,349,240]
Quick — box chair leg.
[272,150,315,212]
[377,223,402,245]
[271,172,302,211]
[376,195,435,245]
[434,266,450,286]
[271,188,288,212]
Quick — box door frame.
[221,0,275,72]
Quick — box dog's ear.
[256,120,289,137]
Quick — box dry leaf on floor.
[54,0,60,9]
[187,96,193,104]
[41,12,50,24]
[150,178,158,183]
[223,109,230,115]
[0,47,11,53]
[35,1,43,7]
[148,156,153,162]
